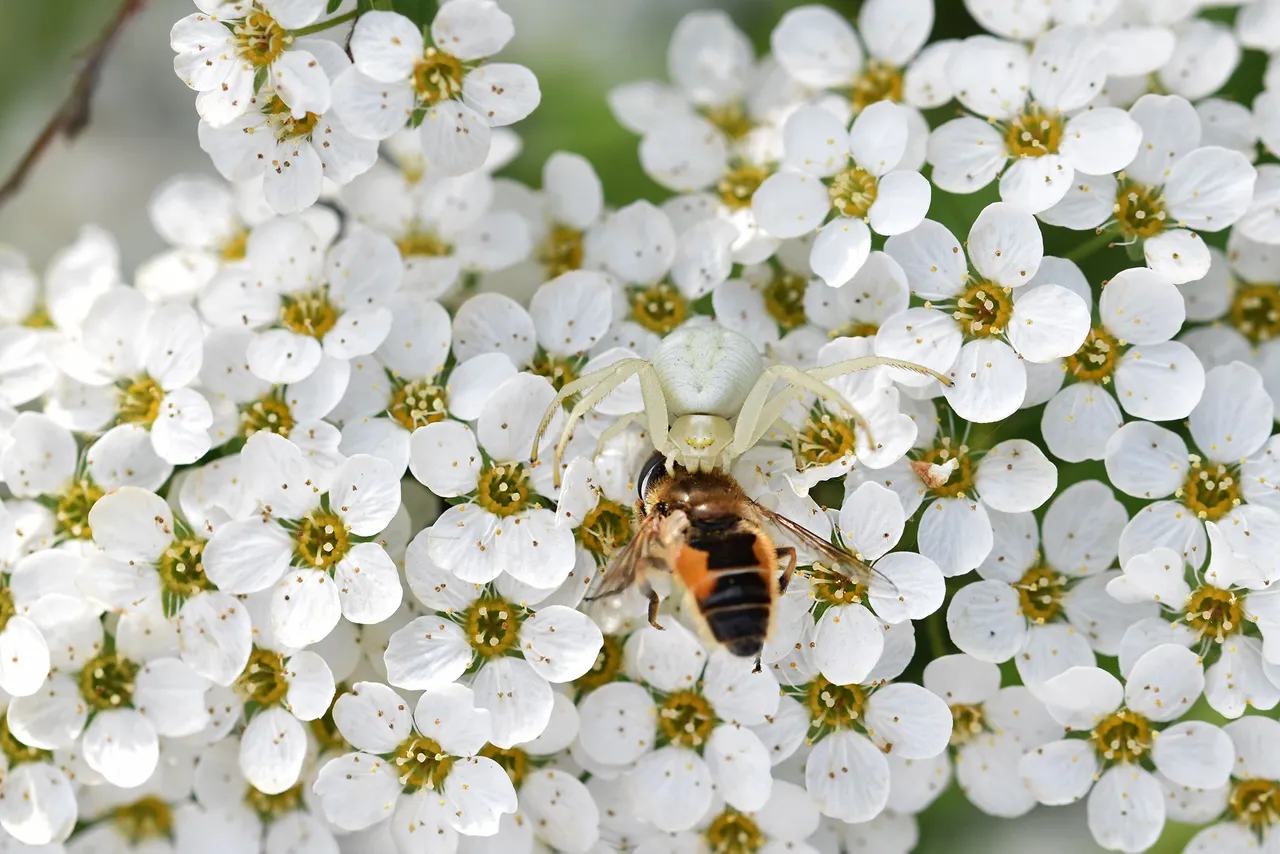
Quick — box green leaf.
[392,0,437,28]
[253,64,268,94]
[326,0,342,12]
[356,0,375,12]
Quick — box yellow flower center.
[462,596,522,659]
[1114,179,1168,240]
[234,9,290,67]
[112,796,174,844]
[701,102,753,140]
[537,225,586,277]
[412,47,465,105]
[949,703,986,746]
[479,744,529,788]
[246,782,304,821]
[804,676,868,732]
[280,288,338,339]
[1090,709,1153,763]
[0,715,49,766]
[530,351,580,393]
[397,230,452,258]
[1003,106,1065,158]
[309,689,348,753]
[828,166,879,218]
[1184,585,1243,642]
[80,652,137,711]
[220,230,249,262]
[574,634,625,694]
[1178,457,1240,521]
[953,281,1014,338]
[577,497,634,558]
[476,463,535,517]
[850,61,904,112]
[55,479,105,540]
[917,441,975,499]
[22,305,53,329]
[795,405,857,469]
[117,375,166,427]
[1065,326,1120,384]
[265,95,320,141]
[718,164,770,210]
[388,378,448,430]
[1015,566,1067,624]
[241,395,296,438]
[762,271,808,330]
[235,647,289,707]
[1230,777,1280,833]
[0,587,14,634]
[704,808,765,854]
[631,282,689,334]
[809,560,869,609]
[394,735,455,790]
[293,509,351,570]
[158,538,214,615]
[658,690,718,749]
[1230,284,1280,345]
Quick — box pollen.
[462,595,523,658]
[849,60,904,112]
[1065,326,1120,384]
[1002,105,1065,158]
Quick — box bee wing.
[584,511,666,601]
[751,501,897,593]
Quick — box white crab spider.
[533,324,951,484]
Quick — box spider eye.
[638,452,668,499]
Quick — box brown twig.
[0,0,147,207]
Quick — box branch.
[0,0,146,207]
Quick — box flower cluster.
[0,0,1278,851]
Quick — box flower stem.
[1066,228,1117,262]
[290,10,358,37]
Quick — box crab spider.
[533,325,952,485]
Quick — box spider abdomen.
[651,325,763,418]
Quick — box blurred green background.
[0,1,1268,852]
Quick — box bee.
[588,451,888,671]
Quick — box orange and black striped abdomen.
[678,526,775,659]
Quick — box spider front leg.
[532,359,646,486]
[807,356,954,388]
[728,364,863,462]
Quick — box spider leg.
[635,363,671,463]
[593,411,647,460]
[730,364,861,458]
[806,355,953,387]
[532,360,646,466]
[552,362,647,487]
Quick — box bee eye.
[638,452,667,499]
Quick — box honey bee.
[588,451,888,671]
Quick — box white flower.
[771,0,952,114]
[385,558,602,747]
[850,428,1059,577]
[198,41,377,214]
[171,0,334,127]
[8,633,210,790]
[1109,523,1280,719]
[203,432,403,646]
[576,622,779,832]
[230,642,335,795]
[656,781,822,854]
[754,101,931,287]
[331,5,540,176]
[0,760,77,845]
[411,372,576,588]
[200,217,397,385]
[1042,263,1205,462]
[1106,362,1278,571]
[946,480,1147,691]
[929,28,1143,214]
[763,482,943,687]
[878,203,1091,422]
[1021,645,1235,853]
[86,486,250,686]
[315,682,518,839]
[1184,716,1280,852]
[339,163,531,301]
[922,654,1059,818]
[1041,94,1257,284]
[49,287,213,465]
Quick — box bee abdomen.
[700,570,771,658]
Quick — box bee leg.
[642,581,664,630]
[776,546,797,594]
[752,656,762,674]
